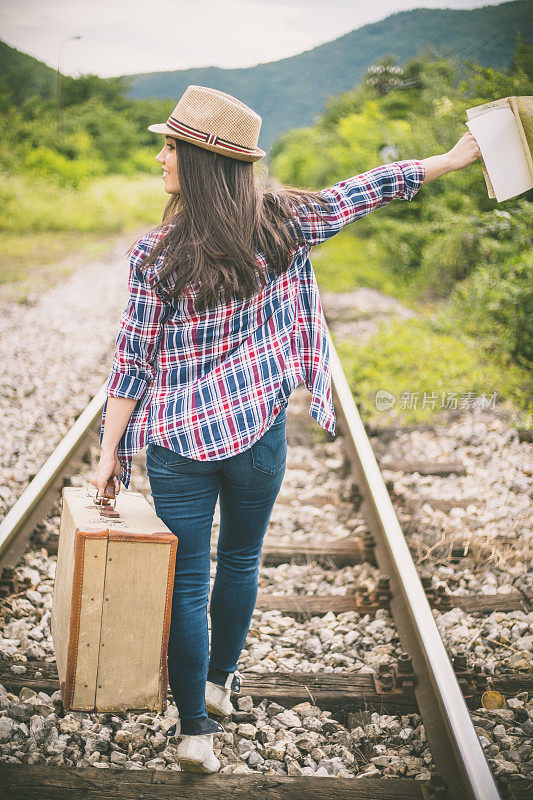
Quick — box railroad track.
[0,323,531,800]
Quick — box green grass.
[0,171,167,301]
[311,233,394,295]
[312,232,532,429]
[1,230,116,283]
[310,229,424,311]
[0,172,165,233]
[332,314,532,429]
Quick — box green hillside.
[0,39,57,105]
[123,1,532,150]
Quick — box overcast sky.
[1,0,509,78]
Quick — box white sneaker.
[205,670,242,717]
[176,733,220,773]
[168,716,224,773]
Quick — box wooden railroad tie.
[1,764,532,800]
[1,660,531,718]
[254,589,530,616]
[3,566,528,617]
[0,765,434,800]
[380,459,467,477]
[32,535,372,567]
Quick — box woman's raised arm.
[290,160,427,248]
[291,131,482,248]
[421,132,481,184]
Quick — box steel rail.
[0,385,106,574]
[326,321,501,800]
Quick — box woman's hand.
[91,450,121,497]
[446,132,482,172]
[94,396,137,496]
[421,132,482,184]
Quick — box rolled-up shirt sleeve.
[291,159,426,247]
[106,240,169,401]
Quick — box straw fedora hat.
[148,85,266,162]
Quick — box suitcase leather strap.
[93,479,120,519]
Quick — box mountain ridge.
[108,1,533,150]
[1,1,531,150]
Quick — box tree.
[509,31,533,82]
[61,74,132,109]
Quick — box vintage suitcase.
[51,486,177,713]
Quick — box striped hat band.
[166,115,257,156]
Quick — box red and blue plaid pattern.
[101,160,425,487]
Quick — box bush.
[366,216,434,278]
[61,98,140,170]
[415,225,482,299]
[0,170,164,232]
[450,249,533,368]
[123,148,160,175]
[23,146,105,188]
[334,315,530,425]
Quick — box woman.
[92,84,481,773]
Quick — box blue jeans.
[145,407,287,720]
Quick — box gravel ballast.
[0,260,531,781]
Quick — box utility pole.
[57,35,82,137]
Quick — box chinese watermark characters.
[375,389,498,412]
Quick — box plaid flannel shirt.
[101,159,425,487]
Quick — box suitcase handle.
[102,478,116,500]
[94,479,120,519]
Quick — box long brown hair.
[135,136,334,312]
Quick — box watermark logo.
[375,389,396,411]
[373,390,498,411]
